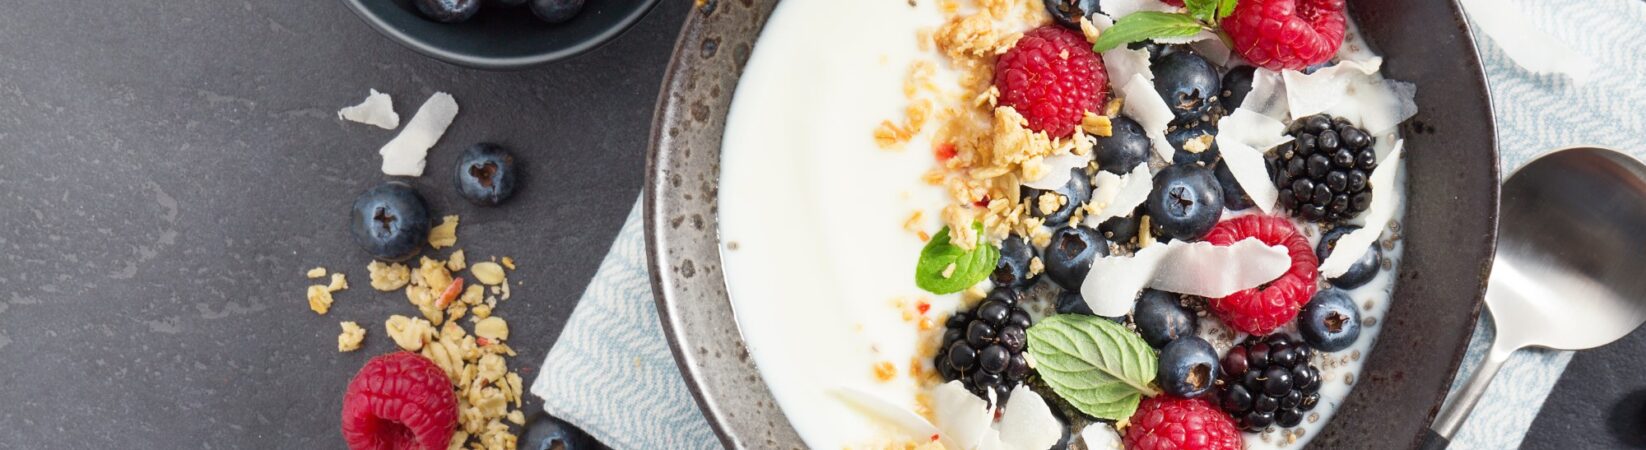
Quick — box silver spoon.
[1421,146,1646,449]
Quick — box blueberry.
[1023,167,1092,227]
[1220,66,1256,111]
[1133,289,1195,348]
[1041,226,1108,290]
[1128,40,1175,63]
[1055,290,1094,316]
[1043,0,1103,29]
[1158,336,1219,397]
[1146,164,1224,241]
[414,0,481,23]
[1213,160,1254,211]
[455,143,519,206]
[350,182,432,261]
[1299,289,1363,352]
[1094,117,1152,174]
[530,0,585,23]
[520,413,600,450]
[1098,206,1145,243]
[1316,226,1381,288]
[991,236,1040,289]
[1151,51,1221,123]
[1167,123,1220,166]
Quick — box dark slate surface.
[1524,326,1646,449]
[0,0,688,447]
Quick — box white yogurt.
[717,1,1408,448]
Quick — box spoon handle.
[1424,338,1515,449]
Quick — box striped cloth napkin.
[532,1,1646,448]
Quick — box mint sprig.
[1090,0,1240,53]
[913,223,999,295]
[1027,314,1162,421]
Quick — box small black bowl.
[341,0,660,70]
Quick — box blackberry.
[1272,114,1378,223]
[1217,334,1322,432]
[936,288,1034,402]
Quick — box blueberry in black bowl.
[414,0,481,23]
[1055,289,1092,315]
[1043,0,1102,29]
[531,0,586,24]
[1133,289,1195,348]
[1146,164,1224,241]
[1220,65,1256,111]
[1098,206,1144,244]
[350,181,432,261]
[1299,288,1363,352]
[1167,122,1219,166]
[1042,226,1108,290]
[455,143,519,206]
[1094,116,1152,175]
[1151,51,1221,123]
[1158,336,1219,397]
[991,235,1040,290]
[1316,225,1381,288]
[1022,167,1091,227]
[1213,160,1254,211]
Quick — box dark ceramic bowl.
[341,0,659,70]
[645,1,1499,448]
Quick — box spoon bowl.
[1425,146,1646,449]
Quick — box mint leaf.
[1091,12,1206,53]
[1184,0,1218,22]
[1216,0,1239,19]
[1026,314,1161,420]
[914,223,999,294]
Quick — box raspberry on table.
[1220,0,1346,71]
[1123,396,1242,450]
[341,352,459,450]
[1202,215,1318,335]
[994,25,1107,138]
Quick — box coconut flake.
[1215,109,1291,213]
[1080,423,1124,449]
[338,89,399,130]
[1082,238,1291,316]
[1283,64,1359,119]
[1321,141,1403,277]
[1101,47,1154,91]
[1118,74,1175,161]
[831,387,941,439]
[1083,162,1152,226]
[1099,0,1177,19]
[1023,152,1092,190]
[997,386,1062,450]
[1243,68,1288,120]
[933,381,992,450]
[1456,0,1595,84]
[1189,38,1234,67]
[379,92,458,177]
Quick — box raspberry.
[1123,396,1242,450]
[1219,0,1346,71]
[1202,215,1318,335]
[994,25,1107,137]
[341,352,458,450]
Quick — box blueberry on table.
[1315,225,1381,289]
[530,0,585,24]
[1299,289,1363,352]
[349,181,432,262]
[1094,116,1152,175]
[520,412,602,450]
[991,235,1040,289]
[1146,164,1224,241]
[1151,51,1222,123]
[455,143,519,206]
[1158,336,1220,397]
[1041,226,1109,290]
[414,0,481,23]
[1022,167,1092,227]
[1133,289,1195,348]
[1043,0,1103,29]
[1220,65,1257,111]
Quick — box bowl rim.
[339,0,661,70]
[645,1,1499,447]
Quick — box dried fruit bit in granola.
[429,215,459,249]
[386,314,435,351]
[338,322,366,352]
[470,262,506,286]
[474,317,508,342]
[368,261,412,291]
[328,273,349,292]
[435,277,465,309]
[307,285,335,315]
[307,267,328,279]
[446,249,467,272]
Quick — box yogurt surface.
[717,1,1409,448]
